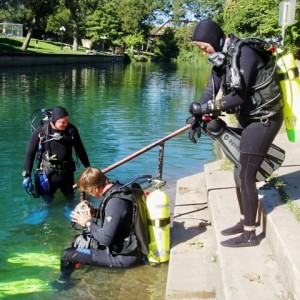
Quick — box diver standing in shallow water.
[22,106,90,202]
[188,20,283,247]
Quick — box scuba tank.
[276,49,300,142]
[146,188,170,263]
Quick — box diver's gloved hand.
[189,117,202,144]
[22,176,32,189]
[189,101,210,118]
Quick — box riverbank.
[166,131,300,299]
[0,52,125,67]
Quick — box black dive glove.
[188,101,211,144]
[189,117,202,144]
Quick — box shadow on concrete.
[171,217,210,248]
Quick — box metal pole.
[157,143,165,180]
[281,24,286,46]
[60,33,63,50]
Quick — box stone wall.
[0,53,124,68]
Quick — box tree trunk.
[72,38,78,51]
[21,17,36,51]
[72,19,78,51]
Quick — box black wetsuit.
[59,182,142,279]
[23,122,90,198]
[199,35,283,227]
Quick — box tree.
[86,1,123,49]
[46,8,72,43]
[124,33,145,54]
[174,24,198,61]
[118,0,150,34]
[62,0,97,51]
[223,0,281,38]
[0,2,31,25]
[152,27,179,60]
[21,0,60,50]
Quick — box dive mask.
[208,52,225,67]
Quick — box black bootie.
[221,230,259,248]
[221,219,244,236]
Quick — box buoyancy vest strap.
[277,66,299,81]
[229,38,276,92]
[246,93,282,120]
[148,217,170,228]
[97,187,133,227]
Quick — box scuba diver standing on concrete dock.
[22,106,90,202]
[188,20,283,247]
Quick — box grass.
[269,176,300,222]
[0,37,157,61]
[220,157,234,171]
[0,37,107,55]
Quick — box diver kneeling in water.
[54,167,146,289]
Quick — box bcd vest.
[97,183,149,256]
[225,38,283,119]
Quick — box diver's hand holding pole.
[187,116,202,144]
[188,101,212,144]
[188,100,222,143]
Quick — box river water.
[0,60,215,299]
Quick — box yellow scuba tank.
[276,49,300,142]
[146,188,170,263]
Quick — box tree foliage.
[124,32,145,53]
[46,8,71,40]
[222,0,300,56]
[20,0,60,50]
[118,0,149,34]
[86,1,123,44]
[0,0,300,59]
[223,0,281,38]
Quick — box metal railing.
[101,124,191,180]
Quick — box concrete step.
[165,133,299,300]
[255,131,300,300]
[165,172,222,300]
[205,159,298,300]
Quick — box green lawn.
[0,37,156,61]
[0,37,100,55]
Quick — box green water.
[0,61,214,299]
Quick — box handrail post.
[157,142,165,180]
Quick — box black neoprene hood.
[51,106,69,123]
[192,19,225,52]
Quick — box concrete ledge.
[258,184,300,300]
[166,173,222,299]
[256,133,300,299]
[205,160,291,300]
[0,52,124,67]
